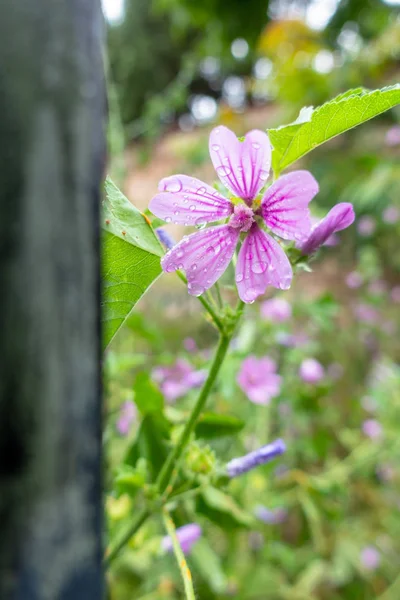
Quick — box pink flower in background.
[299,203,355,254]
[360,546,381,570]
[346,271,363,289]
[254,505,288,524]
[385,125,400,147]
[162,523,202,554]
[260,297,292,322]
[299,358,325,384]
[357,215,376,237]
[382,205,399,224]
[391,286,400,303]
[353,303,379,324]
[183,337,197,353]
[150,126,320,302]
[116,401,136,436]
[153,359,206,402]
[368,279,387,296]
[237,356,281,404]
[275,331,309,348]
[362,419,383,440]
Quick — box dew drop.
[197,187,206,195]
[259,170,269,181]
[252,142,261,150]
[195,217,206,226]
[244,286,259,303]
[216,165,232,177]
[174,211,180,216]
[165,263,177,273]
[165,178,182,193]
[165,216,172,223]
[236,273,244,283]
[188,282,205,297]
[251,261,267,274]
[189,205,196,211]
[192,264,198,271]
[211,144,220,151]
[206,246,215,256]
[177,249,184,258]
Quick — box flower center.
[229,204,254,232]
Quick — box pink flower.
[183,337,197,353]
[382,205,399,224]
[357,215,376,237]
[150,126,319,303]
[385,125,400,147]
[162,523,202,554]
[299,358,324,384]
[346,271,363,289]
[362,419,383,440]
[360,546,380,570]
[391,286,400,303]
[116,401,136,436]
[353,303,379,324]
[299,203,355,254]
[152,359,206,402]
[237,355,281,404]
[260,297,292,322]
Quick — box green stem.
[105,507,150,566]
[162,510,196,600]
[176,271,223,331]
[214,281,223,308]
[156,332,231,494]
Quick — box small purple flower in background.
[161,523,202,554]
[150,125,321,302]
[360,546,381,571]
[390,286,400,303]
[346,270,363,289]
[226,438,286,477]
[299,203,355,255]
[361,395,378,413]
[362,419,383,440]
[155,227,176,250]
[237,356,281,404]
[368,279,387,296]
[260,297,292,322]
[382,205,399,224]
[183,337,197,353]
[116,401,136,436]
[254,505,287,524]
[153,359,206,402]
[357,215,376,237]
[353,303,379,324]
[299,358,325,384]
[275,331,309,348]
[385,125,400,147]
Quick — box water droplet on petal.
[236,273,244,283]
[164,178,182,193]
[188,282,205,296]
[176,249,184,258]
[190,205,196,211]
[197,187,206,195]
[192,264,197,271]
[216,165,232,177]
[195,217,206,226]
[174,211,179,216]
[251,261,267,274]
[252,142,261,150]
[259,170,269,181]
[211,144,220,151]
[244,286,259,303]
[165,216,172,223]
[206,246,215,256]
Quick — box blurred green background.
[103,1,400,598]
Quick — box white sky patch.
[305,0,340,31]
[382,0,400,4]
[102,0,125,25]
[231,38,249,60]
[313,49,335,73]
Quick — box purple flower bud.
[156,227,176,250]
[357,216,376,237]
[300,203,355,255]
[254,505,287,524]
[299,358,325,384]
[362,419,383,440]
[260,297,292,322]
[116,401,136,436]
[161,523,202,555]
[360,546,380,570]
[226,438,286,477]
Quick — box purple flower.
[116,401,136,436]
[391,286,400,303]
[161,523,202,554]
[155,227,176,250]
[299,358,324,384]
[275,331,309,348]
[237,356,281,404]
[254,505,287,524]
[150,126,320,303]
[362,419,383,440]
[368,279,387,296]
[183,337,197,353]
[153,359,206,402]
[360,546,380,570]
[385,125,400,147]
[299,203,355,255]
[346,270,363,289]
[353,303,379,324]
[260,297,292,322]
[357,215,376,237]
[226,438,286,477]
[382,205,399,224]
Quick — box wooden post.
[0,1,105,598]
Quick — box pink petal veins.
[260,170,318,242]
[149,174,233,226]
[209,126,271,203]
[161,225,240,296]
[235,224,292,303]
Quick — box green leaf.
[195,412,245,439]
[190,538,227,594]
[114,460,148,497]
[124,414,170,480]
[102,177,163,350]
[133,372,164,415]
[198,486,255,529]
[269,85,400,173]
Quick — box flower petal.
[162,225,240,296]
[300,202,355,254]
[260,170,318,241]
[235,224,292,303]
[209,126,271,202]
[149,175,233,226]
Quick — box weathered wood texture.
[0,1,105,598]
